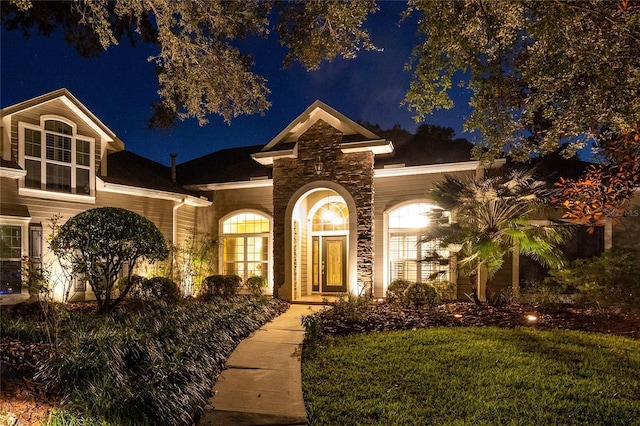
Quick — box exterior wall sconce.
[314,156,324,175]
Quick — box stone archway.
[271,120,375,300]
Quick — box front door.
[312,235,347,293]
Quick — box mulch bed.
[314,301,640,340]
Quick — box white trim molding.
[340,139,394,154]
[251,146,298,166]
[374,159,506,178]
[96,177,211,207]
[184,179,274,191]
[0,166,27,179]
[18,187,96,204]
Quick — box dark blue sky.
[1,2,474,166]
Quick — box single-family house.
[2,89,637,303]
[0,89,211,303]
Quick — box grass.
[302,327,640,425]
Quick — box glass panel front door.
[322,236,347,292]
[312,236,347,293]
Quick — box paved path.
[198,304,322,426]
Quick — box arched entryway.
[285,184,358,300]
[308,195,349,293]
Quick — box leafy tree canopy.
[407,0,639,160]
[406,0,640,225]
[2,0,379,127]
[50,207,169,312]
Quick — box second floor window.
[21,119,93,195]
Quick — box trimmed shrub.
[302,293,372,342]
[403,282,438,307]
[245,276,267,296]
[50,207,169,313]
[121,275,181,305]
[118,274,146,299]
[144,277,182,304]
[199,275,242,299]
[330,293,372,322]
[386,279,411,303]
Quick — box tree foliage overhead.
[277,0,379,70]
[4,0,639,224]
[407,0,639,160]
[405,0,640,225]
[50,207,169,313]
[2,0,379,128]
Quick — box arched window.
[221,212,270,282]
[311,200,348,232]
[388,203,450,283]
[20,117,93,195]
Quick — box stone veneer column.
[272,120,374,299]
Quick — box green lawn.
[302,327,640,425]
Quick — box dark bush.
[404,282,438,307]
[386,279,411,303]
[118,274,146,299]
[547,249,640,312]
[302,293,372,342]
[199,275,242,299]
[144,277,182,304]
[245,276,267,296]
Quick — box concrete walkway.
[199,304,323,426]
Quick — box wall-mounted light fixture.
[314,156,324,175]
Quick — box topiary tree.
[51,207,169,313]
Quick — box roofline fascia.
[1,88,125,150]
[251,146,298,166]
[0,166,27,179]
[182,159,507,189]
[374,159,507,178]
[183,178,274,191]
[262,100,380,151]
[340,139,394,154]
[96,177,211,206]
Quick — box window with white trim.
[0,225,23,294]
[221,213,270,282]
[388,203,450,283]
[20,118,94,196]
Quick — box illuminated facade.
[5,89,624,303]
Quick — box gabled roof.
[177,145,272,186]
[1,88,125,151]
[252,100,393,165]
[100,151,206,201]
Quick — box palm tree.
[424,168,571,304]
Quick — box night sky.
[1,2,474,166]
